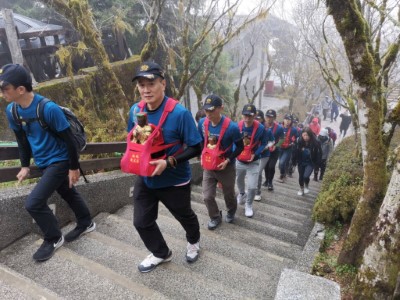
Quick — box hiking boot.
[304,184,310,194]
[138,250,172,273]
[225,212,235,223]
[297,189,304,196]
[245,203,254,218]
[186,242,200,263]
[254,195,262,201]
[33,236,64,262]
[237,193,247,205]
[267,182,274,191]
[65,222,96,242]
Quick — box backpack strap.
[11,102,40,126]
[36,98,51,129]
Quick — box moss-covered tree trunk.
[140,0,161,62]
[354,154,400,298]
[326,0,388,265]
[40,0,129,121]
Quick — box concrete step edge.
[116,204,301,253]
[87,230,272,294]
[191,190,311,219]
[92,217,265,298]
[0,264,63,300]
[108,213,291,264]
[32,239,167,299]
[191,194,305,226]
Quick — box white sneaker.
[186,242,200,263]
[304,185,310,194]
[254,195,262,201]
[138,251,172,273]
[245,204,254,217]
[297,189,304,196]
[237,193,247,205]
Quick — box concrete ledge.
[274,268,340,300]
[295,222,325,273]
[0,161,202,250]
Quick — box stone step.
[116,204,302,262]
[191,190,308,232]
[0,264,61,300]
[79,215,279,299]
[189,192,311,246]
[65,229,243,299]
[0,234,166,299]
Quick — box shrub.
[312,137,363,225]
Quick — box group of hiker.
[1,61,337,274]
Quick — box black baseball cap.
[132,61,165,81]
[265,109,276,118]
[284,113,292,120]
[203,94,223,111]
[0,64,32,88]
[242,104,257,116]
[256,110,264,120]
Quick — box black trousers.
[133,178,200,259]
[264,150,279,183]
[25,161,92,242]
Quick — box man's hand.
[16,167,30,184]
[150,159,168,176]
[247,154,255,162]
[217,159,230,170]
[69,169,80,188]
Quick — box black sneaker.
[65,222,96,242]
[262,181,268,187]
[33,236,64,262]
[225,212,235,223]
[268,182,274,191]
[208,211,222,230]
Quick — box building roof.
[0,12,63,35]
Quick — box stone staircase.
[0,173,322,300]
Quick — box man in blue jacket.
[2,64,95,262]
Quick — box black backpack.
[11,97,88,182]
[11,98,87,152]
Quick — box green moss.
[313,137,364,224]
[0,57,141,143]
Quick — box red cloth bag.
[237,120,259,162]
[201,117,231,171]
[120,98,179,176]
